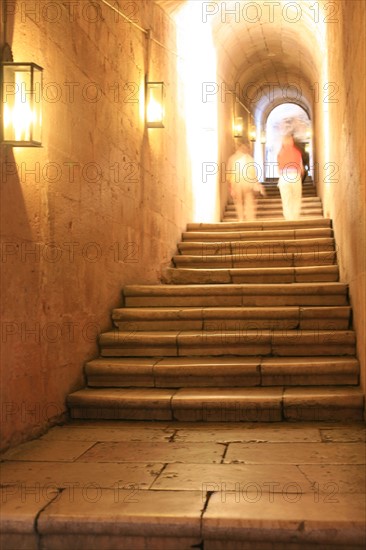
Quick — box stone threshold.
[67,386,364,422]
[2,489,364,550]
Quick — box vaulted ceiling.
[155,0,325,118]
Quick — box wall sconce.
[1,62,43,146]
[233,116,243,138]
[249,125,257,142]
[260,132,266,144]
[146,81,164,128]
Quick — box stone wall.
[0,0,193,450]
[316,0,365,405]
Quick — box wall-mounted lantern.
[1,62,43,146]
[233,116,243,138]
[249,125,257,142]
[146,81,164,128]
[260,132,266,144]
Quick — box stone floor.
[1,421,365,549]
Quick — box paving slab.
[75,441,225,464]
[0,440,94,463]
[297,463,366,494]
[40,425,174,442]
[38,488,204,538]
[0,461,163,490]
[174,426,322,443]
[320,426,366,442]
[224,442,366,464]
[65,420,172,429]
[151,463,313,493]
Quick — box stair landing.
[1,421,365,550]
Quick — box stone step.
[67,386,364,421]
[177,237,335,256]
[182,227,333,242]
[123,282,349,307]
[241,190,318,198]
[164,265,339,284]
[224,215,326,222]
[226,200,322,210]
[187,219,331,231]
[261,182,316,189]
[22,484,366,550]
[253,193,318,200]
[256,196,321,204]
[224,206,323,214]
[112,305,350,331]
[223,210,324,220]
[226,203,322,213]
[173,250,336,268]
[84,356,359,388]
[98,329,356,357]
[260,183,316,189]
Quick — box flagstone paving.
[1,421,365,549]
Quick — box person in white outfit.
[227,141,265,221]
[277,134,304,220]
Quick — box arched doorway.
[264,103,312,181]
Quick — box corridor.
[1,0,365,548]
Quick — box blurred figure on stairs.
[277,134,304,220]
[227,140,265,221]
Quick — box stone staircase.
[223,180,322,220]
[67,181,364,422]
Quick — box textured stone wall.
[316,1,365,403]
[0,0,193,450]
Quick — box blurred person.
[227,140,265,221]
[277,134,304,220]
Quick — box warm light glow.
[249,126,257,142]
[147,97,163,124]
[233,116,243,137]
[176,1,219,222]
[4,72,34,141]
[1,63,43,146]
[146,82,164,128]
[261,132,266,144]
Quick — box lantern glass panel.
[2,63,43,146]
[146,82,164,128]
[233,117,243,137]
